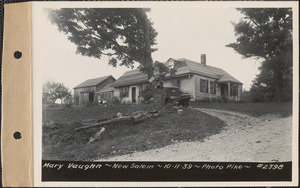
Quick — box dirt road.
[99,108,292,162]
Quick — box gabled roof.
[175,58,242,83]
[111,58,242,87]
[111,69,149,87]
[96,83,114,93]
[175,58,223,79]
[74,75,115,89]
[217,73,242,83]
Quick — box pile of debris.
[44,109,160,145]
[76,109,159,144]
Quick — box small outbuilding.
[73,75,116,106]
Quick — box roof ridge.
[183,58,192,73]
[74,75,114,89]
[176,58,242,82]
[86,75,111,80]
[182,58,225,70]
[175,58,193,73]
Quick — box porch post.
[237,84,240,101]
[227,82,230,98]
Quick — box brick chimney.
[201,54,206,65]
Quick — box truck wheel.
[182,101,189,108]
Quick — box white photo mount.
[1,1,299,187]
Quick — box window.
[200,79,208,93]
[173,79,180,88]
[170,79,180,88]
[177,80,181,88]
[210,81,216,94]
[119,86,129,98]
[165,61,174,69]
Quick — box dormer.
[166,58,175,69]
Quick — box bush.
[121,99,132,105]
[222,97,229,103]
[205,97,210,102]
[252,96,264,103]
[216,96,229,103]
[142,88,153,102]
[111,96,121,105]
[63,96,73,108]
[240,90,253,102]
[211,98,217,102]
[250,89,264,103]
[197,97,210,102]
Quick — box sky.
[34,5,263,93]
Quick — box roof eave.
[74,75,116,89]
[111,80,149,88]
[217,80,242,84]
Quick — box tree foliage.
[43,81,72,104]
[226,8,292,101]
[153,61,177,81]
[48,8,158,78]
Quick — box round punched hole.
[13,131,22,140]
[14,51,22,59]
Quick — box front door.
[221,84,224,96]
[89,92,94,102]
[131,87,136,103]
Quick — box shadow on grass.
[190,101,292,117]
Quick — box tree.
[153,61,177,82]
[48,8,158,79]
[43,81,72,104]
[226,8,292,101]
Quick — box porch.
[217,82,242,102]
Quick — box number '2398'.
[258,164,284,170]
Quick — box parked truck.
[164,87,191,108]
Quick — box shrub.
[63,96,73,108]
[251,90,264,103]
[142,89,153,102]
[222,96,229,103]
[252,96,264,103]
[216,96,229,103]
[240,90,253,102]
[211,98,217,102]
[198,97,210,102]
[111,96,121,105]
[121,99,131,105]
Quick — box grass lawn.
[43,104,226,161]
[190,101,293,117]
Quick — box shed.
[73,75,116,105]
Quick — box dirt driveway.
[99,108,292,162]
